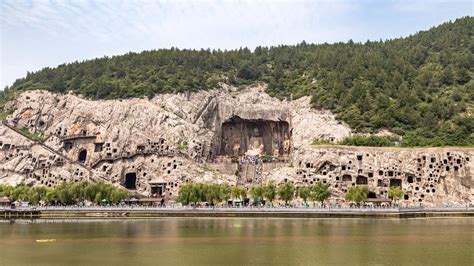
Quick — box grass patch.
[311,139,335,146]
[0,112,8,121]
[312,135,400,147]
[0,109,15,121]
[313,134,474,148]
[177,143,188,150]
[16,127,45,142]
[338,136,401,147]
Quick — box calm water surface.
[0,218,472,265]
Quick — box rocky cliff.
[1,85,472,206]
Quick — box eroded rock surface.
[1,85,472,206]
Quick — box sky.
[0,0,472,89]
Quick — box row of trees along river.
[0,181,406,206]
[177,182,404,207]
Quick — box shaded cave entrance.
[342,175,352,182]
[356,175,368,185]
[78,149,87,164]
[150,182,166,197]
[124,173,137,190]
[219,117,290,157]
[390,178,402,188]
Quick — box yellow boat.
[36,239,56,243]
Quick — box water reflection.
[0,218,472,265]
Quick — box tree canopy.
[344,186,369,204]
[2,17,473,146]
[263,182,277,204]
[310,182,332,205]
[0,182,130,205]
[277,182,295,205]
[388,186,404,202]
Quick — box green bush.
[0,109,14,121]
[339,136,400,147]
[177,143,188,150]
[311,139,334,145]
[16,127,45,142]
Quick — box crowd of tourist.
[239,155,261,164]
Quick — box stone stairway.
[254,162,262,185]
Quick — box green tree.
[277,182,295,205]
[110,188,129,204]
[220,184,231,204]
[311,182,332,206]
[94,192,103,204]
[194,183,206,205]
[344,186,368,206]
[0,182,130,206]
[45,189,58,204]
[298,186,311,207]
[388,186,404,204]
[28,189,40,205]
[238,187,247,201]
[177,183,193,205]
[205,184,222,205]
[250,185,264,204]
[456,67,470,84]
[231,186,245,201]
[441,65,455,85]
[263,182,277,206]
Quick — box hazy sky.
[1,0,472,89]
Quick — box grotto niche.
[218,116,291,157]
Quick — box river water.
[0,218,472,265]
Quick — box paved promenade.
[2,206,473,219]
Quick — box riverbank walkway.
[2,206,473,219]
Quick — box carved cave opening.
[377,179,383,187]
[94,143,103,152]
[219,117,290,157]
[356,175,368,185]
[78,149,87,164]
[389,178,402,188]
[368,192,377,199]
[342,175,352,182]
[64,141,74,151]
[151,183,166,197]
[124,173,137,190]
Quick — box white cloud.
[1,0,358,48]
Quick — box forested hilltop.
[2,17,473,146]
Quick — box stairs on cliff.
[1,121,108,183]
[238,162,264,187]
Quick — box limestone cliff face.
[288,147,473,205]
[0,123,91,186]
[1,85,472,206]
